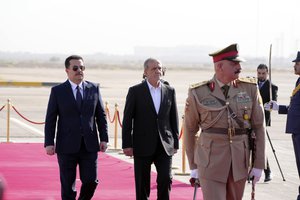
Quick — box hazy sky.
[1,0,300,58]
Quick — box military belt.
[202,128,247,135]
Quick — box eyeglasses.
[72,65,85,71]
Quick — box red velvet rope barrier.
[0,105,5,112]
[11,105,45,125]
[105,108,116,123]
[116,110,123,128]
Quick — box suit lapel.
[81,81,94,110]
[63,80,79,110]
[261,80,269,90]
[83,81,92,100]
[158,84,167,116]
[142,81,158,116]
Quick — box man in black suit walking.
[257,63,278,182]
[122,58,179,200]
[44,55,108,200]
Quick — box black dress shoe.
[264,171,272,182]
[264,175,272,182]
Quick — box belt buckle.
[232,128,236,136]
[228,128,235,143]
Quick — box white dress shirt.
[68,80,84,99]
[146,80,161,114]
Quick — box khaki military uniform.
[184,75,266,200]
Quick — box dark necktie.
[259,81,264,89]
[76,86,82,109]
[222,85,229,98]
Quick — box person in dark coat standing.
[44,55,108,200]
[122,58,179,200]
[257,64,278,182]
[264,51,300,199]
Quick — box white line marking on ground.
[10,117,44,136]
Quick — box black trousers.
[292,134,300,177]
[133,141,173,200]
[57,140,98,200]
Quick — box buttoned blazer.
[44,80,108,154]
[122,81,179,157]
[185,76,266,183]
[258,80,278,126]
[279,78,300,134]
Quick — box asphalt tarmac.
[0,66,299,199]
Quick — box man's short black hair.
[65,55,83,68]
[257,64,268,72]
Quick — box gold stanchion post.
[114,103,118,150]
[175,115,189,175]
[6,99,11,143]
[105,101,109,114]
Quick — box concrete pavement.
[1,67,299,199]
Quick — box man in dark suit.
[257,64,278,182]
[44,55,108,200]
[122,58,179,200]
[264,51,300,199]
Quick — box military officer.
[184,44,266,200]
[264,51,300,200]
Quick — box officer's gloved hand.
[189,169,200,187]
[264,100,279,111]
[249,168,262,185]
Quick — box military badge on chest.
[236,92,251,103]
[201,99,218,107]
[243,107,251,129]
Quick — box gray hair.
[143,58,161,70]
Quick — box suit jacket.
[44,80,108,154]
[279,77,300,134]
[185,76,266,183]
[258,80,278,126]
[122,81,179,157]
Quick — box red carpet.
[0,143,202,200]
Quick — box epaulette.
[237,77,257,84]
[190,81,209,89]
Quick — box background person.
[0,175,6,200]
[185,44,266,200]
[122,58,179,200]
[257,63,278,182]
[44,55,108,200]
[264,51,300,199]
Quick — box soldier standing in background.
[257,63,278,182]
[184,44,266,200]
[264,51,300,200]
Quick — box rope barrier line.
[105,108,116,123]
[116,110,123,128]
[0,104,5,112]
[3,99,187,175]
[11,105,45,125]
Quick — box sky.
[1,0,300,58]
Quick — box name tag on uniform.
[201,99,218,106]
[236,92,251,103]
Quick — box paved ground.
[0,66,299,199]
